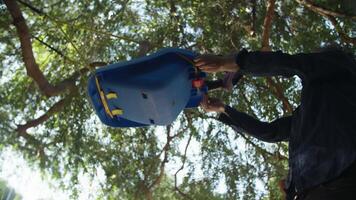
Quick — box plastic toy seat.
[87,48,207,127]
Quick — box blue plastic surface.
[87,48,207,127]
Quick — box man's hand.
[194,54,239,73]
[200,95,226,113]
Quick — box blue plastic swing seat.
[87,48,207,127]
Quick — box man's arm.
[195,49,356,80]
[218,106,291,143]
[236,49,356,79]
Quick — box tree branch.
[89,62,107,68]
[6,0,104,160]
[17,0,43,15]
[148,118,191,190]
[137,40,153,57]
[259,0,293,115]
[174,132,193,200]
[148,126,172,190]
[325,15,356,45]
[4,0,78,97]
[295,0,356,45]
[15,63,102,135]
[17,130,42,146]
[261,0,275,51]
[241,88,259,119]
[17,130,47,166]
[18,0,140,44]
[6,0,120,98]
[295,0,356,20]
[33,35,66,59]
[266,78,293,114]
[16,95,72,134]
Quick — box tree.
[1,0,355,199]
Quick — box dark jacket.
[217,49,356,198]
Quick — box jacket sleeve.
[236,49,356,80]
[218,106,291,143]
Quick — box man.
[195,48,356,200]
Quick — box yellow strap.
[106,92,118,99]
[112,109,124,116]
[95,77,114,118]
